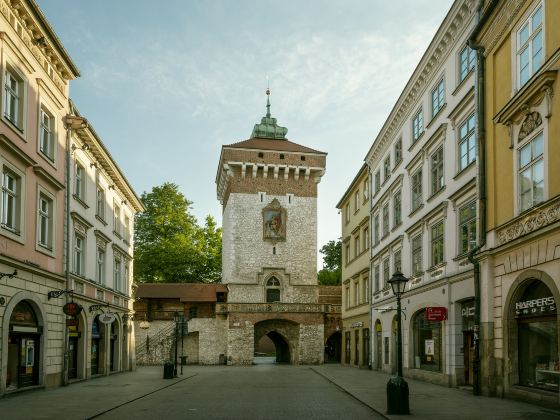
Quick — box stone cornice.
[496,195,560,246]
[365,0,476,167]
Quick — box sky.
[39,0,453,269]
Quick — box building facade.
[337,164,370,367]
[0,0,143,395]
[365,0,478,386]
[472,0,560,405]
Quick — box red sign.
[66,318,79,327]
[63,302,83,316]
[426,307,447,321]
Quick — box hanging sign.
[66,318,79,327]
[63,302,83,316]
[426,307,447,321]
[99,312,116,324]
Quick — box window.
[345,287,350,309]
[375,170,381,194]
[74,232,85,276]
[431,221,444,267]
[74,162,85,200]
[345,244,350,265]
[459,200,477,254]
[113,203,121,235]
[412,108,423,142]
[517,3,543,88]
[459,46,475,82]
[459,113,476,171]
[431,146,444,194]
[354,281,359,305]
[519,132,544,212]
[383,258,390,289]
[39,107,55,161]
[96,186,105,219]
[382,203,389,237]
[345,203,350,223]
[411,168,423,211]
[394,138,403,166]
[431,79,445,117]
[393,191,402,227]
[354,191,360,212]
[96,247,105,284]
[384,155,391,181]
[37,194,53,249]
[413,309,442,372]
[124,215,131,243]
[374,265,380,292]
[394,249,402,273]
[373,214,379,245]
[189,306,198,319]
[3,68,23,129]
[411,234,423,275]
[266,277,280,302]
[113,258,122,291]
[124,264,130,295]
[363,226,370,250]
[354,234,360,257]
[362,277,369,304]
[1,169,21,233]
[363,179,369,202]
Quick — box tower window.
[258,152,264,158]
[273,246,276,255]
[266,277,281,303]
[280,154,285,159]
[301,156,306,161]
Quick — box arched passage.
[325,331,341,363]
[254,319,299,364]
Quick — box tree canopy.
[134,182,222,283]
[317,239,342,285]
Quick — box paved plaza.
[0,365,559,420]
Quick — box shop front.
[461,299,475,385]
[6,301,42,391]
[411,308,443,373]
[508,279,559,393]
[91,316,103,375]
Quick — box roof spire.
[266,76,271,117]
[250,82,288,140]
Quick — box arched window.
[412,309,442,372]
[266,277,281,303]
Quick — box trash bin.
[163,361,174,379]
[180,356,187,366]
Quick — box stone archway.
[325,331,341,363]
[254,319,299,364]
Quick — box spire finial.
[266,76,271,118]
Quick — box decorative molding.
[518,111,542,141]
[496,195,560,245]
[477,0,525,59]
[215,302,339,314]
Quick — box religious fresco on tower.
[262,199,287,241]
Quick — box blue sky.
[39,0,453,267]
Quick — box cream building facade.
[337,164,370,367]
[364,0,479,387]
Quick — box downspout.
[467,0,498,397]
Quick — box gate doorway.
[254,319,298,364]
[325,331,341,363]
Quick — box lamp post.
[173,311,179,377]
[386,271,410,415]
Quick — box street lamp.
[173,311,180,377]
[386,271,410,415]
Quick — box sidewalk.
[313,365,560,420]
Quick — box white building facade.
[365,0,479,386]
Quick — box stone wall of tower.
[221,191,318,300]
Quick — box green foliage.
[318,239,342,285]
[134,182,222,283]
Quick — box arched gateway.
[214,91,339,365]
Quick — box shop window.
[354,330,360,366]
[363,328,370,367]
[412,309,442,372]
[345,332,351,364]
[515,280,558,391]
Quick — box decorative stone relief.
[262,198,287,243]
[518,111,542,141]
[497,196,560,245]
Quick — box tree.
[317,239,342,285]
[134,182,222,283]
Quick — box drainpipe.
[63,113,88,386]
[467,0,498,397]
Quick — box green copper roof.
[250,89,288,140]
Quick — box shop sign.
[351,321,364,328]
[99,312,116,324]
[63,302,83,316]
[426,307,447,321]
[461,305,475,318]
[66,318,79,327]
[515,296,556,317]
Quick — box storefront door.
[375,321,382,370]
[91,317,102,375]
[463,332,474,384]
[68,337,78,379]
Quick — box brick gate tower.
[215,90,333,364]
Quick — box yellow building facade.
[337,164,370,367]
[473,0,560,405]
